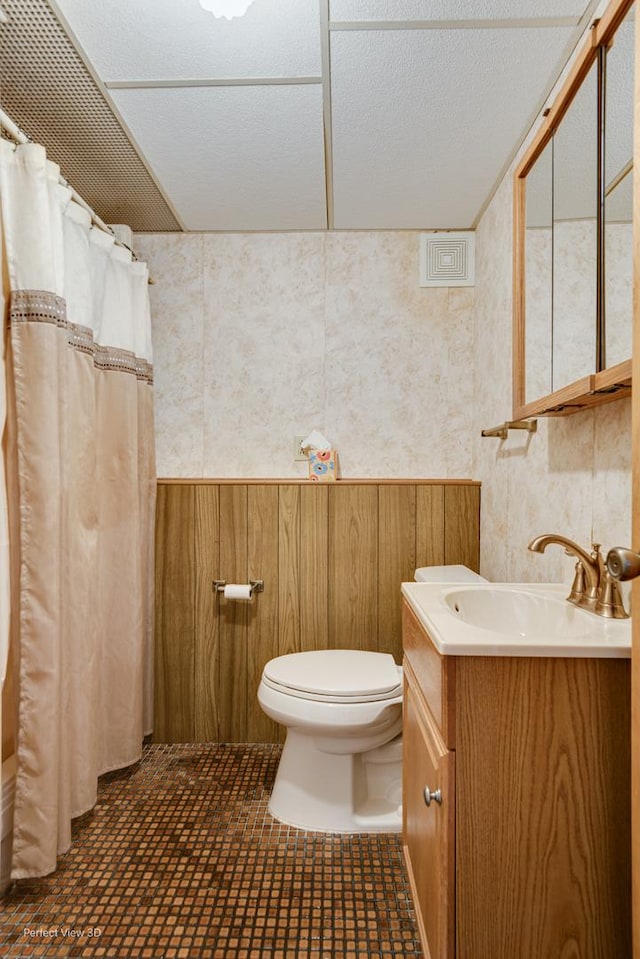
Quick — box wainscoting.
[154,480,480,744]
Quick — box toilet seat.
[262,649,403,704]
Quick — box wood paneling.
[217,485,248,742]
[329,485,378,650]
[154,480,481,742]
[154,483,196,742]
[416,484,445,568]
[378,485,416,660]
[278,484,300,658]
[444,484,480,570]
[194,484,220,742]
[300,485,329,651]
[247,485,279,742]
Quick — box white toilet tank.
[414,564,487,583]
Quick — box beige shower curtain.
[0,159,10,765]
[0,139,155,878]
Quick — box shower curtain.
[0,139,156,878]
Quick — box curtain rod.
[0,104,154,282]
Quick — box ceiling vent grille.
[0,0,182,232]
[419,232,475,287]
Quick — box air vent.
[419,232,475,287]
[0,0,182,232]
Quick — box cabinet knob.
[423,786,442,807]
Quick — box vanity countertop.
[401,581,631,658]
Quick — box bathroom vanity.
[401,584,631,959]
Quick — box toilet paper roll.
[223,583,253,601]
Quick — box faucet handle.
[567,560,586,605]
[595,570,629,619]
[606,547,640,582]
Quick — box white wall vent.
[419,232,475,287]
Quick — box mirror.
[552,60,598,391]
[604,7,634,369]
[524,138,553,401]
[513,0,634,418]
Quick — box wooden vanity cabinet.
[404,674,455,958]
[402,600,631,959]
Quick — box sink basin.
[401,581,631,657]
[444,587,592,638]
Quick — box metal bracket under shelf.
[481,419,537,440]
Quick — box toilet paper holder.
[212,579,264,595]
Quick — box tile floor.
[0,743,423,958]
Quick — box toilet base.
[268,730,402,833]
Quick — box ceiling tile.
[110,85,327,231]
[54,0,322,80]
[330,0,591,20]
[330,26,575,228]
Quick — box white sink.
[400,581,631,658]
[443,587,592,638]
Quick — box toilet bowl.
[258,648,403,833]
[258,565,486,834]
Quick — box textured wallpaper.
[135,231,475,480]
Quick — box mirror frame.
[513,0,634,418]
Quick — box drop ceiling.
[0,0,600,232]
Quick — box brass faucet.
[528,534,628,619]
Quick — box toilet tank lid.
[414,564,487,583]
[263,649,401,698]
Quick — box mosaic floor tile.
[0,744,423,958]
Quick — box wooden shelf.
[157,477,482,486]
[514,359,632,418]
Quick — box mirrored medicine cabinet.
[513,0,634,418]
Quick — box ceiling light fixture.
[198,0,256,19]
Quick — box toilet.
[414,564,487,584]
[258,564,486,833]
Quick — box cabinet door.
[403,678,455,959]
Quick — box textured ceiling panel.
[0,0,603,233]
[330,0,590,21]
[110,84,327,231]
[0,0,181,231]
[330,26,575,229]
[54,0,322,81]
